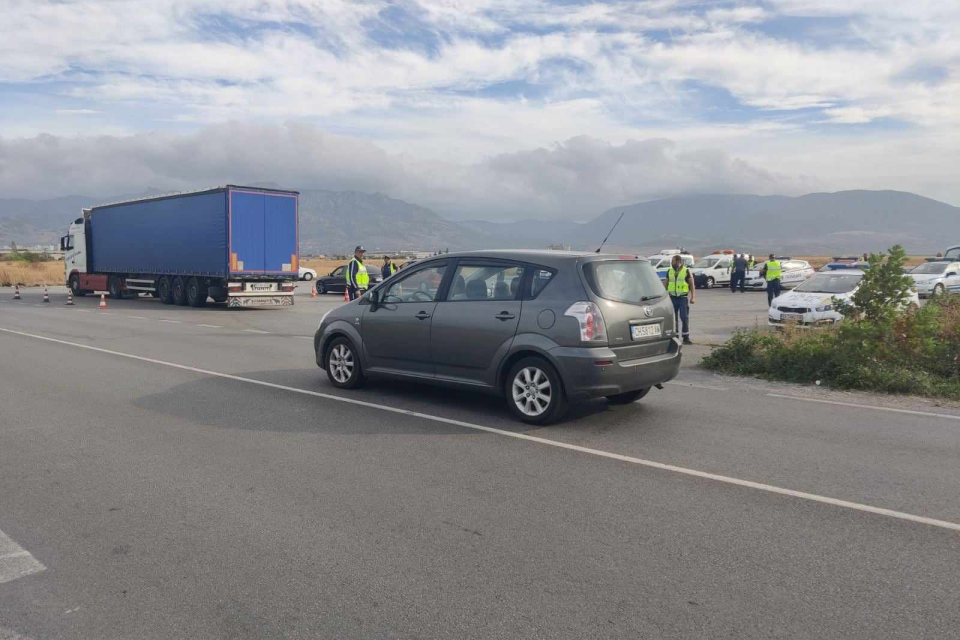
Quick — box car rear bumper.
[550,338,682,400]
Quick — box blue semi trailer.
[60,186,299,308]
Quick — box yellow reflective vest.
[765,260,782,281]
[347,258,370,289]
[667,266,690,296]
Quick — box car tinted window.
[381,264,448,303]
[447,264,524,301]
[582,260,664,304]
[795,273,862,293]
[332,266,344,276]
[529,267,557,299]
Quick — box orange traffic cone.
[66,291,74,305]
[343,288,350,302]
[43,287,50,303]
[311,286,317,298]
[13,285,20,300]
[99,293,107,309]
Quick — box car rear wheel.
[325,337,364,389]
[606,387,651,405]
[506,357,567,424]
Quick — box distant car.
[691,252,734,288]
[769,269,920,328]
[314,264,383,295]
[298,266,318,281]
[314,250,682,424]
[647,253,695,280]
[744,260,815,290]
[909,260,960,298]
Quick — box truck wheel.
[69,274,87,297]
[108,276,125,299]
[325,337,365,389]
[606,388,650,405]
[186,277,207,307]
[171,276,188,306]
[505,357,568,425]
[158,276,174,304]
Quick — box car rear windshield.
[582,260,665,304]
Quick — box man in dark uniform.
[731,253,748,293]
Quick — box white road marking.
[158,319,182,324]
[768,393,960,422]
[0,527,45,585]
[242,329,269,334]
[125,315,149,320]
[2,325,959,534]
[665,380,729,391]
[197,324,223,329]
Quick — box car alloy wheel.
[512,366,553,417]
[329,343,355,384]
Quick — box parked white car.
[909,260,960,298]
[298,266,318,281]
[745,259,816,290]
[769,269,920,328]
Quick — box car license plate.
[782,313,803,322]
[631,324,662,340]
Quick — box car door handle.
[415,311,432,320]
[495,312,516,321]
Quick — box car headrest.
[466,279,488,300]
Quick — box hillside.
[2,188,956,255]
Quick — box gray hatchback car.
[314,250,682,423]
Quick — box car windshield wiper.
[640,294,663,301]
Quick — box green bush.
[703,246,960,398]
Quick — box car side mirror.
[368,289,379,311]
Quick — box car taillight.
[565,301,608,344]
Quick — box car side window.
[719,258,731,269]
[381,264,448,303]
[529,267,557,299]
[447,264,524,301]
[332,266,344,276]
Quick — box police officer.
[382,255,398,278]
[345,245,369,300]
[666,254,695,345]
[760,253,782,307]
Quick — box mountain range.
[1,187,956,256]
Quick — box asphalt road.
[1,285,958,639]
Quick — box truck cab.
[61,215,89,296]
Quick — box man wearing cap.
[345,246,370,301]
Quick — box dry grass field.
[0,261,64,287]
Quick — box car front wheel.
[303,272,313,281]
[506,357,567,424]
[934,283,945,297]
[705,277,715,289]
[325,337,365,389]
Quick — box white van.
[647,250,695,280]
[691,251,735,288]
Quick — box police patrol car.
[744,258,815,290]
[909,259,960,298]
[769,264,920,327]
[691,250,735,288]
[647,249,695,280]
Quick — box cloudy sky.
[1,0,958,219]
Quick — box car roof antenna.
[595,211,626,253]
